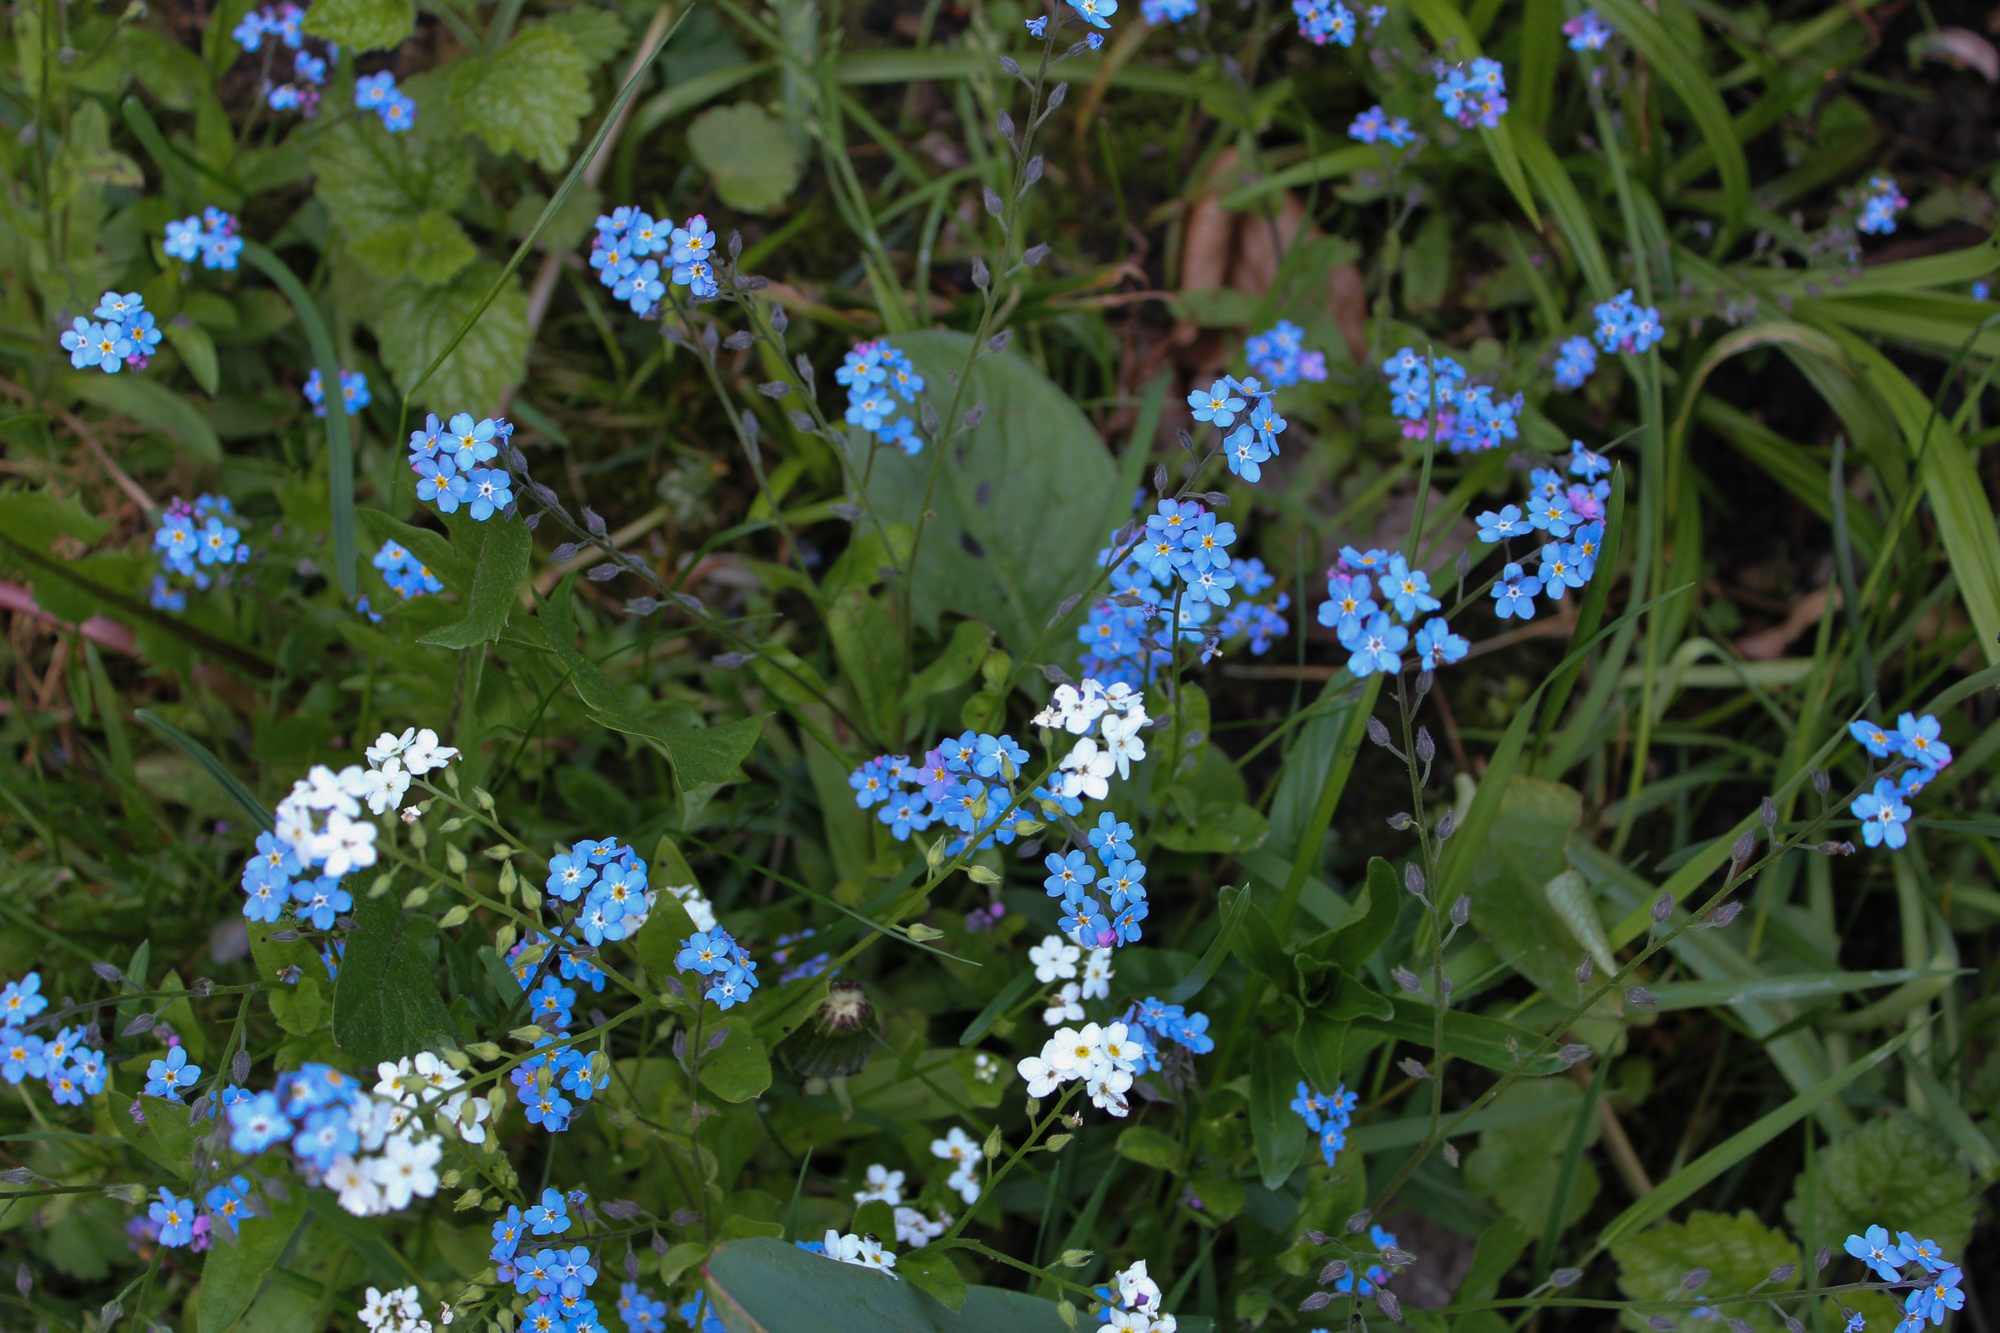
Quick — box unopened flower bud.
[1551,1268,1581,1289]
[1415,728,1435,763]
[1366,716,1392,747]
[1626,986,1657,1010]
[1404,863,1425,897]
[1760,796,1777,828]
[1299,1292,1332,1312]
[1575,955,1594,984]
[1388,811,1415,829]
[1345,1210,1371,1234]
[1559,1043,1592,1067]
[1651,892,1673,923]
[1392,966,1421,992]
[1398,1057,1429,1080]
[1682,1268,1710,1290]
[1450,895,1470,926]
[1436,808,1455,840]
[1731,828,1758,865]
[1811,768,1830,796]
[1711,902,1743,927]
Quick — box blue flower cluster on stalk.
[1318,544,1464,678]
[675,928,760,1010]
[1187,373,1289,481]
[152,494,250,610]
[352,70,416,131]
[303,367,369,416]
[488,1189,611,1331]
[1380,347,1523,452]
[238,829,353,925]
[2,973,109,1109]
[163,207,244,271]
[370,539,444,601]
[1349,106,1417,148]
[407,412,515,520]
[59,290,163,374]
[1139,0,1196,21]
[850,729,1053,849]
[1552,335,1598,390]
[511,977,605,1132]
[1245,321,1328,388]
[545,837,656,948]
[590,207,718,315]
[1563,8,1613,49]
[1043,811,1152,949]
[1592,289,1664,354]
[1293,0,1356,46]
[1123,996,1215,1071]
[839,340,926,455]
[615,1281,672,1331]
[1857,175,1907,236]
[1847,713,1951,850]
[1841,1225,1963,1329]
[1433,57,1508,129]
[1473,442,1610,621]
[1290,1081,1357,1166]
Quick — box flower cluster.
[929,1125,986,1204]
[1101,1260,1178,1332]
[2,974,109,1109]
[1473,443,1611,621]
[1349,105,1417,148]
[1317,544,1464,678]
[152,494,250,611]
[510,976,608,1133]
[1434,57,1508,129]
[617,1282,674,1332]
[1139,0,1197,22]
[589,206,718,316]
[1017,1020,1147,1115]
[488,1189,609,1330]
[1083,504,1290,683]
[270,727,460,880]
[801,1229,899,1274]
[1552,335,1598,390]
[59,289,164,375]
[1842,1226,1963,1329]
[303,367,370,416]
[1030,934,1113,1025]
[1847,713,1952,850]
[675,928,760,1011]
[1121,995,1215,1071]
[163,207,244,271]
[849,724,1058,850]
[1039,807,1154,949]
[358,1284,436,1332]
[1380,347,1523,453]
[838,340,926,455]
[371,539,445,601]
[407,412,516,521]
[1245,321,1329,388]
[1290,1081,1357,1167]
[772,927,832,983]
[1188,374,1288,482]
[1563,8,1613,50]
[545,838,657,948]
[237,829,350,926]
[1857,175,1907,236]
[1330,1223,1400,1297]
[353,70,417,132]
[1592,289,1664,355]
[204,1060,447,1222]
[1293,0,1356,46]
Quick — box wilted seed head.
[1626,986,1657,1011]
[1651,892,1673,924]
[1450,895,1470,926]
[1760,796,1778,828]
[1345,1210,1372,1234]
[1711,902,1743,927]
[1811,768,1830,796]
[1299,1292,1332,1312]
[1318,1259,1347,1283]
[1559,1043,1592,1067]
[1575,955,1594,984]
[1415,728,1435,763]
[1682,1267,1710,1290]
[1392,966,1422,992]
[1404,863,1426,897]
[1366,716,1393,747]
[1731,829,1758,865]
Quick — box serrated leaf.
[418,515,529,649]
[532,7,630,67]
[301,0,412,49]
[370,262,531,412]
[332,890,456,1066]
[350,209,477,287]
[450,26,593,171]
[1783,1111,1978,1254]
[313,87,475,279]
[1612,1211,1799,1333]
[687,102,805,213]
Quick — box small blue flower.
[1476,504,1527,543]
[293,1104,358,1169]
[1846,1225,1904,1282]
[228,1090,293,1154]
[1,975,47,1022]
[1851,779,1911,850]
[1377,555,1439,621]
[1339,611,1407,677]
[670,215,716,267]
[1907,1265,1963,1325]
[1187,378,1246,427]
[1526,492,1577,538]
[1536,543,1587,599]
[464,468,514,521]
[1563,8,1613,50]
[676,931,732,975]
[1894,712,1950,770]
[1414,617,1469,670]
[1491,562,1541,619]
[1317,572,1379,639]
[150,1187,196,1247]
[546,852,598,902]
[1552,336,1598,390]
[289,876,352,930]
[1896,1234,1948,1274]
[1065,0,1118,27]
[1043,849,1092,897]
[525,1188,572,1235]
[1569,439,1611,480]
[1026,14,1048,34]
[144,1046,201,1101]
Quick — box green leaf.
[0,492,112,547]
[532,8,631,67]
[1115,1125,1181,1171]
[1464,777,1589,999]
[1154,803,1269,854]
[659,715,768,788]
[63,372,221,462]
[332,889,456,1066]
[370,262,531,413]
[350,210,478,287]
[897,1247,968,1313]
[1352,1000,1566,1076]
[1462,1080,1600,1234]
[688,102,806,213]
[123,1095,197,1174]
[703,1236,1215,1332]
[197,1189,307,1333]
[1612,1211,1800,1333]
[1511,128,1615,300]
[1231,899,1292,991]
[1167,884,1250,1005]
[267,974,324,1035]
[301,0,412,49]
[908,619,994,701]
[1783,1110,1979,1255]
[855,331,1126,658]
[417,515,530,649]
[163,322,219,395]
[699,1015,773,1103]
[1300,857,1398,976]
[1249,1037,1307,1190]
[1592,0,1750,226]
[354,506,472,591]
[450,26,594,171]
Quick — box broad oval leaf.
[332,889,456,1066]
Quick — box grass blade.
[134,710,273,832]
